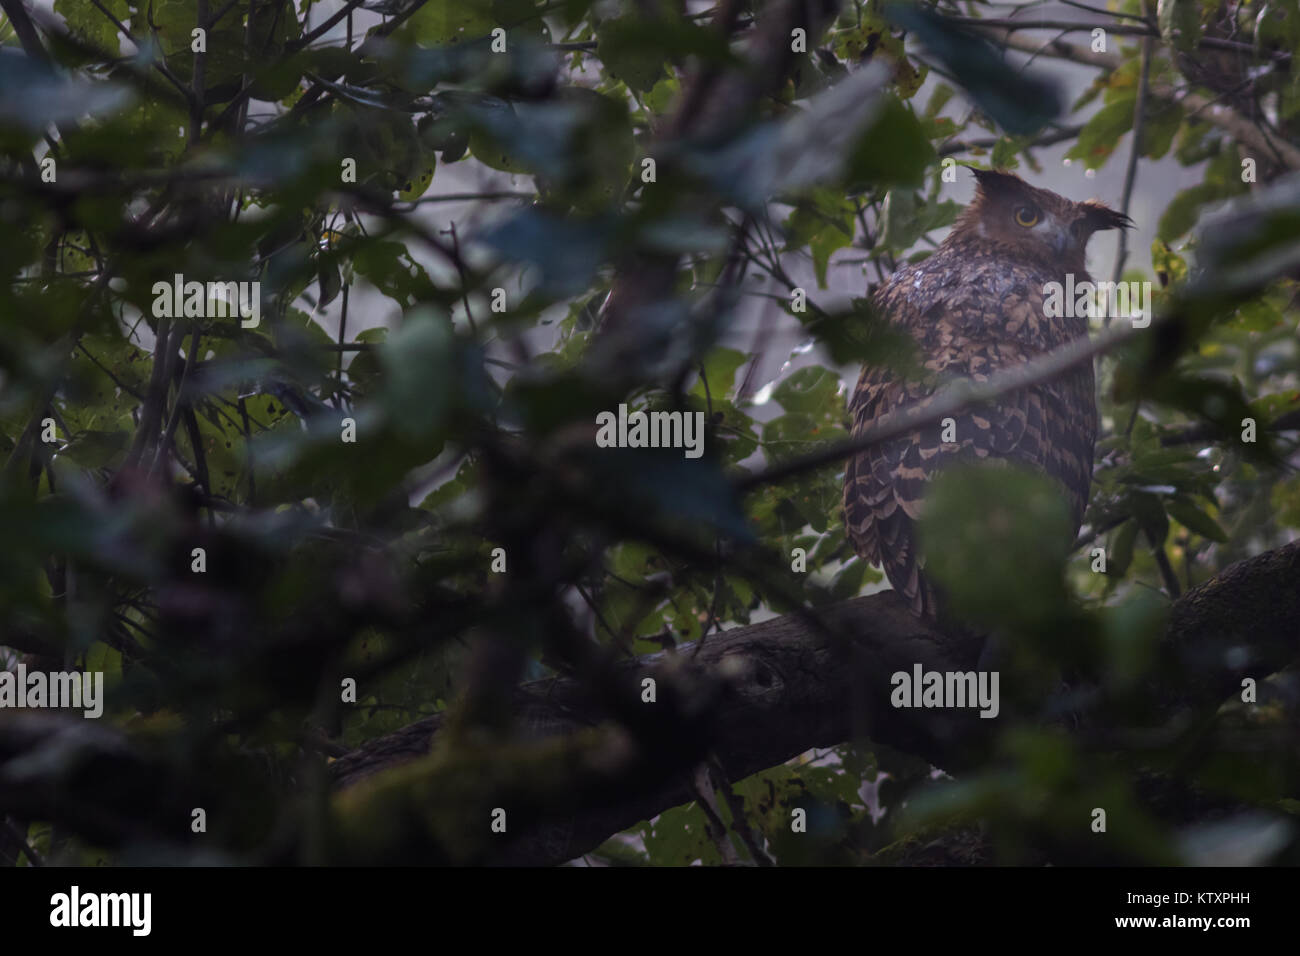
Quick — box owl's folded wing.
[842,344,1088,618]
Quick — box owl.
[842,169,1131,618]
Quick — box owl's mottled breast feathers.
[843,171,1129,618]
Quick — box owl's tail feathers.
[898,555,938,619]
[845,457,971,627]
[843,453,879,565]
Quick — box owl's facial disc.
[1012,203,1076,257]
[1048,216,1077,256]
[963,169,1132,261]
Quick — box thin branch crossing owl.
[843,169,1132,618]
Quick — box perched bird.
[843,168,1131,618]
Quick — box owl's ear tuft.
[1079,200,1133,232]
[967,166,1025,195]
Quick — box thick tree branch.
[327,540,1300,865]
[2,544,1296,864]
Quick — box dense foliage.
[1,0,1299,866]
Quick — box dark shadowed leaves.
[380,310,455,440]
[0,50,132,134]
[798,298,920,368]
[1165,495,1228,542]
[844,95,934,189]
[476,208,615,298]
[1192,172,1300,294]
[596,13,739,93]
[920,464,1074,629]
[680,63,892,208]
[885,5,1060,135]
[577,446,755,542]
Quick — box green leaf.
[397,150,436,201]
[880,189,922,250]
[922,82,955,120]
[831,14,925,99]
[1129,491,1170,548]
[55,0,128,51]
[1141,101,1183,160]
[1165,496,1228,542]
[1109,518,1138,578]
[150,0,277,98]
[1157,0,1202,53]
[845,95,934,189]
[407,2,493,45]
[1271,475,1300,529]
[1230,299,1284,332]
[772,367,840,415]
[58,428,130,469]
[1158,182,1228,241]
[643,74,680,113]
[318,257,342,309]
[350,239,438,307]
[1066,97,1134,170]
[381,310,455,440]
[920,464,1074,629]
[811,223,853,289]
[990,136,1024,170]
[595,15,734,93]
[691,348,748,401]
[1151,239,1188,287]
[405,0,548,47]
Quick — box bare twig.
[951,15,1286,61]
[1110,31,1152,291]
[938,123,1084,157]
[689,763,746,865]
[983,30,1300,169]
[289,0,370,52]
[3,818,43,867]
[1148,529,1183,598]
[708,756,775,865]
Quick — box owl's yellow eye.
[1014,205,1040,228]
